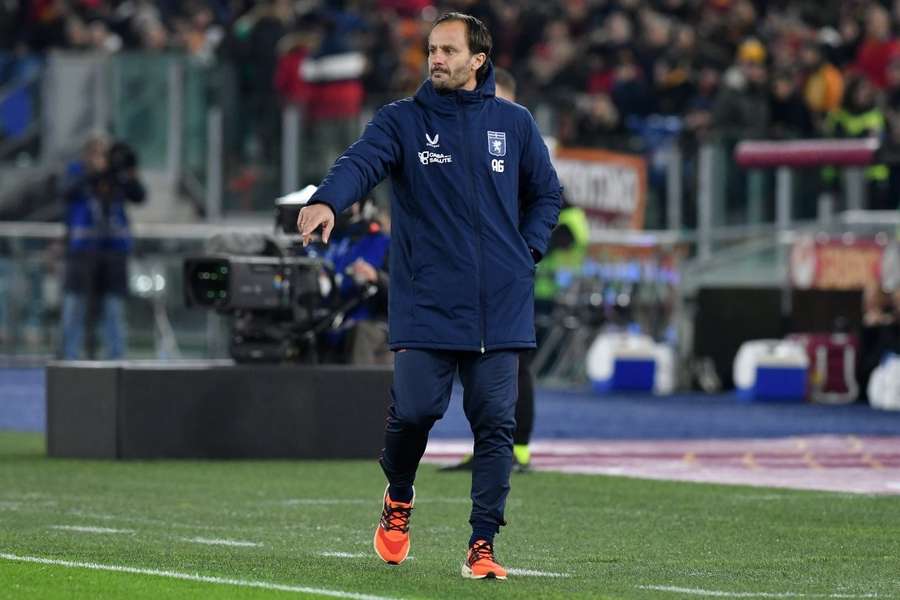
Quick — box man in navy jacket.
[298,12,561,580]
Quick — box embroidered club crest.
[487,131,506,157]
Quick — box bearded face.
[427,21,484,92]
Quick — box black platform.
[46,360,393,459]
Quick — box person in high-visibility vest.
[534,203,590,305]
[822,76,889,209]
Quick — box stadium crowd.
[3,0,900,211]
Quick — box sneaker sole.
[461,564,507,580]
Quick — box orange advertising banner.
[553,147,648,231]
[790,236,898,290]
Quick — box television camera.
[183,186,379,363]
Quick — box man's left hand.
[351,258,378,283]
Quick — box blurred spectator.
[713,38,770,139]
[682,63,721,142]
[801,40,845,124]
[389,17,428,96]
[137,17,170,50]
[172,2,223,61]
[637,10,673,82]
[493,64,516,99]
[769,69,814,139]
[528,19,576,90]
[854,4,900,89]
[859,283,900,402]
[822,75,890,209]
[112,1,165,49]
[560,92,626,150]
[712,37,769,223]
[724,0,759,50]
[672,24,697,60]
[86,17,123,53]
[274,31,316,106]
[239,0,294,162]
[490,3,523,70]
[611,48,654,119]
[584,45,615,95]
[602,10,634,51]
[285,7,368,183]
[831,11,863,68]
[652,54,694,116]
[883,55,900,207]
[60,134,145,360]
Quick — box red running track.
[423,436,900,495]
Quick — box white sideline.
[506,568,570,578]
[639,585,878,598]
[182,537,262,548]
[0,553,402,600]
[50,525,134,534]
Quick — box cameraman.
[60,133,145,360]
[321,199,390,364]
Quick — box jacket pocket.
[517,235,537,276]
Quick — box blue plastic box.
[737,365,807,402]
[592,358,655,393]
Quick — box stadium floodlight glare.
[275,184,318,235]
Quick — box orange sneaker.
[373,485,414,564]
[461,539,507,580]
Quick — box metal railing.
[0,222,257,361]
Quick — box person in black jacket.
[297,12,561,579]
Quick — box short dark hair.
[431,12,492,83]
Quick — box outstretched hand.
[297,203,335,247]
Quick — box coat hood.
[414,61,496,113]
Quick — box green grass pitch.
[0,432,898,599]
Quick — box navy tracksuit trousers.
[379,349,518,537]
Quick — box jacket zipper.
[458,94,486,354]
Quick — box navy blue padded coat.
[309,64,562,352]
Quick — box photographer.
[60,134,145,360]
